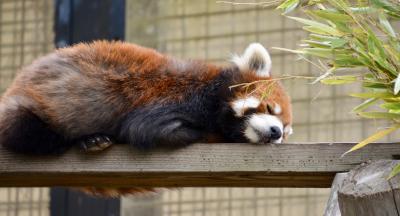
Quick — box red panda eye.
[266,104,274,114]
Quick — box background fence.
[0,0,394,216]
[0,0,53,215]
[122,0,391,216]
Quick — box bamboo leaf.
[287,16,343,36]
[334,22,352,33]
[277,0,300,14]
[367,32,390,69]
[343,125,399,156]
[363,82,388,89]
[381,102,400,110]
[386,11,400,19]
[350,92,395,99]
[334,56,364,67]
[309,34,341,42]
[358,112,400,119]
[353,98,379,113]
[350,6,376,14]
[367,34,379,56]
[306,10,352,22]
[388,163,400,179]
[331,38,347,48]
[384,44,400,62]
[303,26,335,36]
[389,109,400,114]
[379,13,396,38]
[303,48,334,58]
[394,76,400,95]
[370,0,400,14]
[320,75,357,85]
[302,40,331,48]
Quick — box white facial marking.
[273,137,283,144]
[244,127,260,143]
[231,97,260,117]
[231,43,272,77]
[274,103,282,115]
[284,125,293,135]
[244,114,283,143]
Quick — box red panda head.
[226,43,293,143]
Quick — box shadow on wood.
[0,143,399,188]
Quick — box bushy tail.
[0,105,71,155]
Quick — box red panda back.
[0,41,292,196]
[2,41,221,138]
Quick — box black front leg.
[153,119,203,147]
[118,105,204,149]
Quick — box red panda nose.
[270,126,282,140]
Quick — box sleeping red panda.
[0,41,292,196]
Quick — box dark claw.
[78,135,114,153]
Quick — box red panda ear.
[232,43,272,77]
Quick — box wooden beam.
[0,143,399,188]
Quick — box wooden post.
[338,160,400,216]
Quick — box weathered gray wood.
[0,143,399,187]
[324,173,348,216]
[338,160,400,216]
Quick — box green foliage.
[389,163,400,179]
[276,0,400,176]
[343,125,399,155]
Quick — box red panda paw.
[75,187,159,197]
[79,134,114,153]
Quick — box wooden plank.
[0,143,399,188]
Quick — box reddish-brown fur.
[2,41,221,138]
[0,41,292,196]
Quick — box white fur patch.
[231,97,260,117]
[232,43,272,77]
[284,125,293,135]
[244,127,260,143]
[274,103,282,115]
[244,114,283,143]
[273,137,283,144]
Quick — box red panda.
[0,41,292,196]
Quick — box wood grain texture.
[0,143,400,187]
[338,160,400,216]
